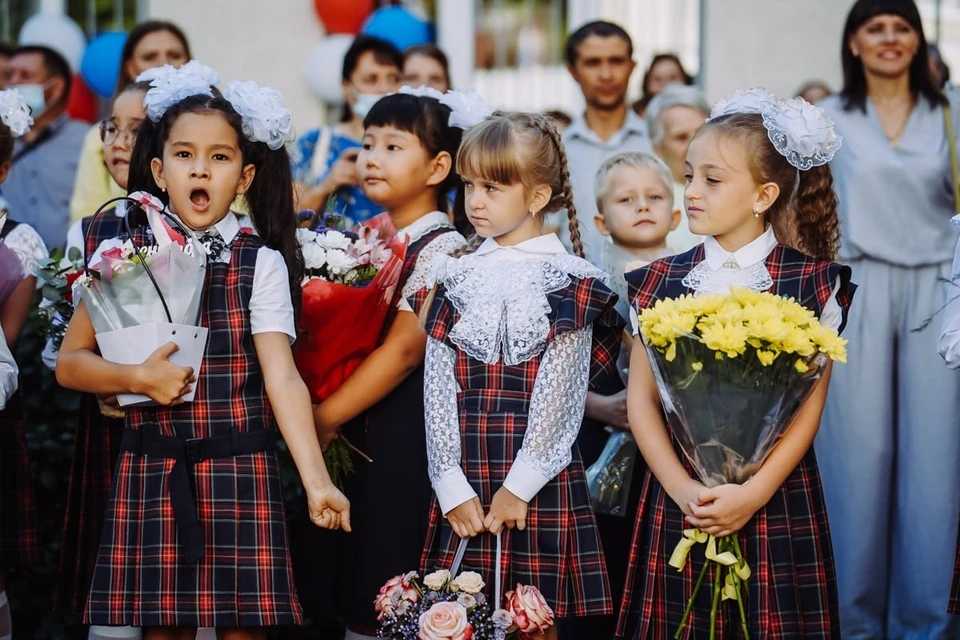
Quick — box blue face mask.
[13,83,46,119]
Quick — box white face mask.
[13,83,47,119]
[351,87,387,120]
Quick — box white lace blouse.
[395,211,465,313]
[2,217,48,280]
[424,234,607,514]
[629,227,844,335]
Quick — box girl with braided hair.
[415,111,624,629]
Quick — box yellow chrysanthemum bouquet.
[637,287,847,639]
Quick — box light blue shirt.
[820,93,960,266]
[561,109,652,266]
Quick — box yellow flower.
[806,323,848,363]
[666,341,677,362]
[779,326,816,356]
[756,349,779,366]
[795,359,810,373]
[729,287,769,308]
[699,322,748,358]
[691,361,703,372]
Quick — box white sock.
[88,625,142,639]
[0,590,10,640]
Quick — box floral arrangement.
[374,569,554,640]
[637,287,847,639]
[35,246,85,350]
[293,211,406,487]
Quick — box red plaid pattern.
[0,220,37,568]
[55,212,128,613]
[419,275,621,617]
[85,231,302,628]
[616,245,854,639]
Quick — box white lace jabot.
[681,226,777,296]
[431,233,607,365]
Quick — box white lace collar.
[432,236,606,365]
[398,211,453,244]
[683,227,778,296]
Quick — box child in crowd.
[617,89,855,639]
[57,67,349,638]
[418,111,624,639]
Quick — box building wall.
[143,0,327,133]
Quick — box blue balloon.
[361,7,433,51]
[80,31,127,98]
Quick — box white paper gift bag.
[96,322,208,407]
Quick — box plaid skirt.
[55,394,124,613]
[420,390,612,618]
[616,449,840,639]
[84,446,302,627]
[0,395,37,567]
[950,514,960,614]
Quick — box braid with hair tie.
[529,114,585,259]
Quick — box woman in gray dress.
[816,1,960,638]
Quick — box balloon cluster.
[304,2,435,104]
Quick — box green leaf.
[67,246,82,263]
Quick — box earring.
[852,49,860,57]
[754,206,761,218]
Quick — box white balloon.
[19,13,87,72]
[303,34,354,105]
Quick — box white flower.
[456,593,477,609]
[295,228,317,247]
[439,88,496,130]
[764,97,841,169]
[399,84,445,101]
[223,80,295,151]
[709,87,778,121]
[144,60,220,122]
[423,569,451,591]
[325,249,359,276]
[452,571,485,594]
[301,242,327,270]
[315,229,351,251]
[492,608,514,629]
[0,89,33,137]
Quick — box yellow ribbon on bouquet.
[668,528,752,601]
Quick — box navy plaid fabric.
[55,212,128,612]
[85,230,301,628]
[615,245,854,639]
[0,220,37,568]
[419,274,621,618]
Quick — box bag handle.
[449,531,503,608]
[943,102,960,215]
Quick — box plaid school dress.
[293,215,465,625]
[55,210,128,613]
[0,219,37,568]
[418,243,624,618]
[84,226,301,628]
[615,244,855,640]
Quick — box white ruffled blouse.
[395,211,465,313]
[424,233,608,514]
[629,227,844,334]
[2,215,47,281]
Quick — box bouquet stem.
[674,556,710,639]
[733,533,750,639]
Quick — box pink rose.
[374,573,420,621]
[418,601,473,640]
[504,584,554,637]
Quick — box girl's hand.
[685,483,764,537]
[133,342,195,406]
[307,483,352,532]
[584,389,629,431]
[484,487,529,535]
[322,148,360,191]
[447,496,485,539]
[669,477,709,518]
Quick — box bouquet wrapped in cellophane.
[74,192,209,407]
[637,287,847,639]
[293,211,407,486]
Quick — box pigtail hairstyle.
[697,113,841,261]
[127,91,304,313]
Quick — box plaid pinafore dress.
[85,229,301,628]
[55,209,126,612]
[0,218,37,568]
[616,244,855,640]
[418,262,624,618]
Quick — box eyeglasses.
[99,120,142,145]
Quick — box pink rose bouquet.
[504,585,555,639]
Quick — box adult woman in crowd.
[293,35,402,226]
[631,52,693,116]
[402,44,451,92]
[68,20,190,222]
[816,1,960,638]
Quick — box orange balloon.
[315,0,375,34]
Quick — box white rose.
[452,571,485,594]
[315,230,351,251]
[423,569,451,591]
[325,248,359,276]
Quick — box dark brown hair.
[115,21,192,96]
[403,44,451,90]
[697,113,841,261]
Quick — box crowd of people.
[0,0,959,638]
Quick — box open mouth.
[190,188,210,210]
